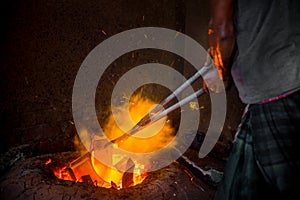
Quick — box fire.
[53,92,176,189]
[90,151,148,189]
[103,92,175,153]
[53,167,75,181]
[209,41,225,80]
[208,28,225,81]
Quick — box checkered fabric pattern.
[214,90,300,200]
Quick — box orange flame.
[54,167,74,181]
[208,28,225,81]
[103,92,175,153]
[53,92,175,189]
[210,42,225,80]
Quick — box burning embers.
[51,152,147,190]
[51,93,176,189]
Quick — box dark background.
[0,0,244,166]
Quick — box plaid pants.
[214,90,300,200]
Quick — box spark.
[189,102,199,110]
[101,30,107,36]
[45,158,52,165]
[208,28,214,35]
[170,60,175,67]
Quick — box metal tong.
[106,61,214,147]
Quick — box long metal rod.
[126,61,213,133]
[106,61,213,147]
[146,88,205,125]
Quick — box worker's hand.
[202,63,233,93]
[208,46,233,91]
[201,56,225,94]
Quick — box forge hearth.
[51,151,148,190]
[0,151,218,200]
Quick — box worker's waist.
[257,86,300,104]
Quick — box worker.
[208,0,300,199]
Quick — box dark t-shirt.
[232,0,300,103]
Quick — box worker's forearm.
[208,0,235,78]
